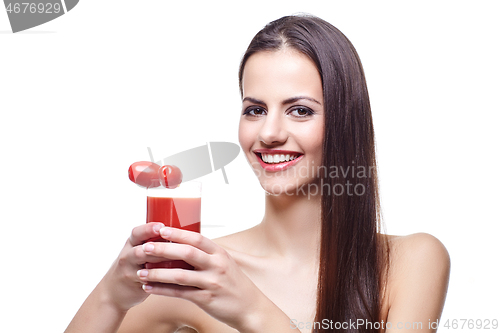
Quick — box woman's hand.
[65,222,175,333]
[136,227,272,332]
[101,222,169,312]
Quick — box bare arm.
[385,233,451,332]
[64,278,127,333]
[64,223,167,333]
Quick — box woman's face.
[239,49,324,196]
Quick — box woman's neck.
[256,192,322,262]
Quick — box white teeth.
[260,153,300,164]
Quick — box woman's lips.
[254,150,304,172]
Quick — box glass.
[145,181,201,269]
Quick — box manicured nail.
[160,227,172,238]
[142,284,153,291]
[137,270,148,278]
[153,224,162,233]
[143,243,154,252]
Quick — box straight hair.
[238,15,389,332]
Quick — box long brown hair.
[238,15,389,332]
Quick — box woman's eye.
[243,107,267,116]
[289,107,314,117]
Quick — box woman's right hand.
[101,222,166,312]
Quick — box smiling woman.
[65,14,450,333]
[236,16,389,332]
[239,49,324,194]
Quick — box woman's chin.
[260,180,316,197]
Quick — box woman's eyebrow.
[282,96,322,106]
[242,97,266,106]
[242,96,322,106]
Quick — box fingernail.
[137,270,148,278]
[153,224,162,233]
[143,243,154,252]
[160,227,172,238]
[142,284,153,291]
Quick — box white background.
[1,1,499,332]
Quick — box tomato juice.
[145,196,201,270]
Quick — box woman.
[66,15,450,333]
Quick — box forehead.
[241,49,323,103]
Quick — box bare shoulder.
[384,233,451,328]
[387,233,450,275]
[212,225,260,254]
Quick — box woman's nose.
[258,111,287,145]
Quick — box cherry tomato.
[158,165,183,188]
[128,161,161,188]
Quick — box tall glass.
[145,181,201,270]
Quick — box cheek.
[296,122,324,157]
[304,128,324,167]
[313,131,324,156]
[312,120,325,155]
[238,120,255,154]
[238,121,247,149]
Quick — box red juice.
[145,196,201,270]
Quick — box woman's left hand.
[137,227,270,332]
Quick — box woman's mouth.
[260,153,300,164]
[254,150,304,171]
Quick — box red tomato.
[128,161,161,188]
[158,165,183,189]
